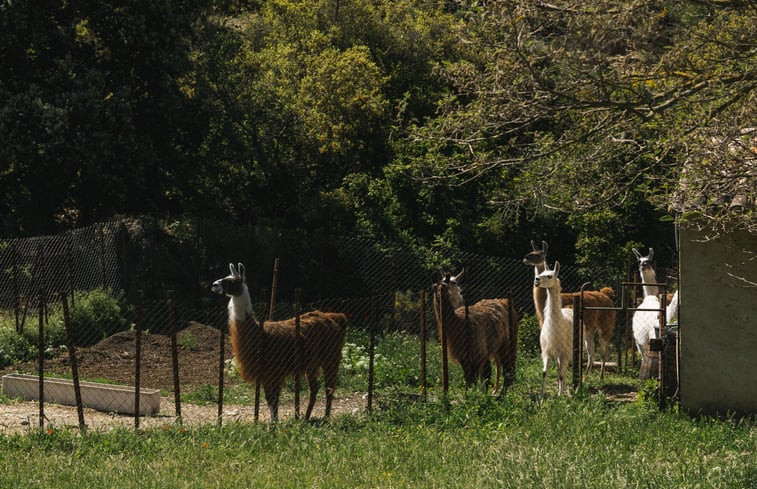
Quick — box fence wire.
[0,219,676,431]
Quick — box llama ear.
[455,268,464,281]
[229,263,237,276]
[542,241,548,253]
[238,263,246,280]
[633,248,642,260]
[531,240,537,251]
[553,261,560,277]
[648,248,654,261]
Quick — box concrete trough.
[2,373,160,416]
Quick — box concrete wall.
[679,226,757,415]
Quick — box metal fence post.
[294,288,303,419]
[440,299,449,395]
[168,290,181,422]
[11,243,20,334]
[61,293,85,431]
[367,296,376,412]
[37,289,45,429]
[134,290,143,429]
[419,289,427,402]
[217,310,226,427]
[572,296,581,391]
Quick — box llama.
[631,248,663,376]
[212,263,347,422]
[432,273,518,394]
[534,261,573,396]
[523,240,616,379]
[666,290,679,325]
[438,269,465,309]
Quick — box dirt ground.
[0,322,365,434]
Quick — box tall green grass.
[0,389,754,489]
[1,326,754,488]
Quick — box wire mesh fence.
[0,219,677,431]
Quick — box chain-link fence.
[0,219,677,431]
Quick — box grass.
[0,329,755,488]
[0,387,754,489]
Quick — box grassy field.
[1,357,755,489]
[1,324,755,488]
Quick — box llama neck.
[533,261,547,323]
[439,288,457,318]
[639,268,660,298]
[542,280,563,326]
[228,285,255,324]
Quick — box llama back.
[599,287,615,300]
[464,299,512,347]
[633,295,660,349]
[261,311,347,375]
[480,298,518,384]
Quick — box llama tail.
[600,287,615,299]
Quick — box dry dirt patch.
[0,322,366,434]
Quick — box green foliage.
[0,327,34,369]
[68,288,132,346]
[517,313,541,359]
[2,1,753,280]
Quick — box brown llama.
[432,273,518,394]
[523,241,616,379]
[212,263,347,422]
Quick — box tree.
[403,1,756,243]
[0,0,206,234]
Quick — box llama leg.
[541,356,549,396]
[323,362,340,417]
[304,371,320,420]
[491,357,503,395]
[555,358,562,396]
[263,382,281,423]
[479,361,492,389]
[584,330,595,377]
[599,336,609,380]
[462,361,477,388]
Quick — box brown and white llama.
[523,240,616,379]
[432,273,518,394]
[438,269,465,309]
[534,261,573,396]
[212,263,347,422]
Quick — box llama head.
[632,247,655,274]
[438,269,464,308]
[533,261,560,289]
[211,262,247,297]
[523,240,548,267]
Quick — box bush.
[68,288,132,346]
[517,313,541,358]
[0,327,34,369]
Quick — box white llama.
[534,261,574,396]
[631,248,662,374]
[523,240,616,379]
[666,289,679,325]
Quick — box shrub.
[68,288,132,346]
[517,313,541,358]
[0,327,34,369]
